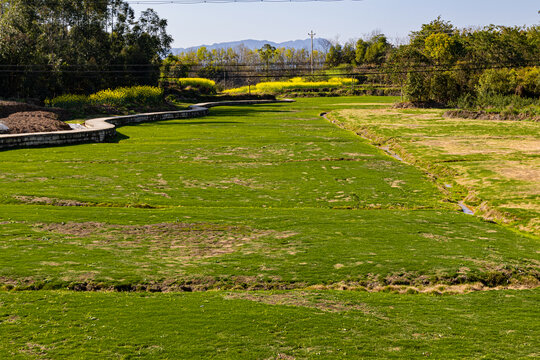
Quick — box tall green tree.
[354,39,368,65]
[258,44,278,77]
[325,44,342,67]
[0,0,172,99]
[363,34,390,64]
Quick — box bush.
[47,86,163,110]
[516,67,540,97]
[454,93,476,109]
[168,78,216,95]
[404,72,430,102]
[46,94,89,109]
[429,71,460,104]
[476,93,540,115]
[476,68,518,96]
[224,77,357,95]
[89,86,163,107]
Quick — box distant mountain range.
[171,38,328,54]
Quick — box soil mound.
[0,100,73,134]
[0,111,71,134]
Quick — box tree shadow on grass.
[106,131,130,143]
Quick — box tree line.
[161,43,328,88]
[0,0,172,100]
[164,18,539,105]
[381,17,539,104]
[303,18,539,104]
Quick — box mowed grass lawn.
[0,97,538,358]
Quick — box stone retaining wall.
[0,100,290,150]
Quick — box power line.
[0,62,537,77]
[14,0,364,4]
[0,59,537,70]
[124,0,364,3]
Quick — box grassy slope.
[0,97,538,358]
[328,108,540,235]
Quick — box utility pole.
[308,30,316,75]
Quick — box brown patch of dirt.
[420,233,449,242]
[40,261,61,267]
[20,342,50,356]
[224,291,384,316]
[0,221,25,225]
[265,354,296,360]
[384,178,405,188]
[1,111,71,134]
[182,177,265,190]
[4,315,20,324]
[285,157,371,163]
[33,221,298,261]
[14,196,89,207]
[344,152,375,157]
[275,354,295,360]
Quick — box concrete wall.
[0,100,291,150]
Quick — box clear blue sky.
[131,0,540,48]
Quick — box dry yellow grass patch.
[493,161,540,183]
[417,137,540,156]
[501,202,540,212]
[338,108,441,121]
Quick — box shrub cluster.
[47,86,164,110]
[477,67,540,97]
[224,77,358,95]
[46,94,89,110]
[166,78,217,95]
[403,66,540,112]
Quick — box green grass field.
[0,97,538,358]
[2,290,538,358]
[328,108,540,235]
